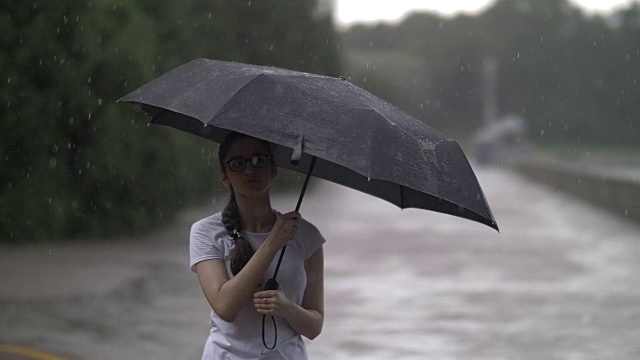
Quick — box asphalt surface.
[1,166,640,359]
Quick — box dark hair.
[218,132,275,275]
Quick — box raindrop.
[625,210,628,216]
[248,0,252,6]
[208,12,212,18]
[97,98,102,106]
[540,129,545,136]
[88,77,92,84]
[269,44,274,51]
[7,77,10,84]
[88,113,91,120]
[578,178,581,184]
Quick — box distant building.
[473,114,531,165]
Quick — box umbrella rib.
[210,74,274,123]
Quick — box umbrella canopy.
[119,58,498,231]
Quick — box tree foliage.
[1,0,341,242]
[340,0,640,146]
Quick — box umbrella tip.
[339,76,347,81]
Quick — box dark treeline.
[1,0,341,242]
[340,0,640,146]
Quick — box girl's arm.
[195,239,280,322]
[196,212,300,322]
[253,247,325,339]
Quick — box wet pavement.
[2,167,640,359]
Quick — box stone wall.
[510,159,640,223]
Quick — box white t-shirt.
[190,211,325,360]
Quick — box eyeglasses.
[225,154,271,172]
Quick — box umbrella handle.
[262,156,317,350]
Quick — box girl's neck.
[235,193,276,233]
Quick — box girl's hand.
[253,286,293,317]
[266,211,300,250]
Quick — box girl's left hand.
[253,286,293,317]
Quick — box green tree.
[1,0,342,243]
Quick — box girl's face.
[221,136,277,196]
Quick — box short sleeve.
[189,213,230,273]
[300,218,326,260]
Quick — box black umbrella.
[119,58,498,232]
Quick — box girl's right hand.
[267,211,300,249]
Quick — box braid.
[222,190,255,275]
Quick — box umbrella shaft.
[271,156,317,282]
[295,156,317,212]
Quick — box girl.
[190,132,325,359]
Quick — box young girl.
[190,132,325,359]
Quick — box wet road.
[2,167,640,359]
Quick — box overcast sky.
[334,0,635,27]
